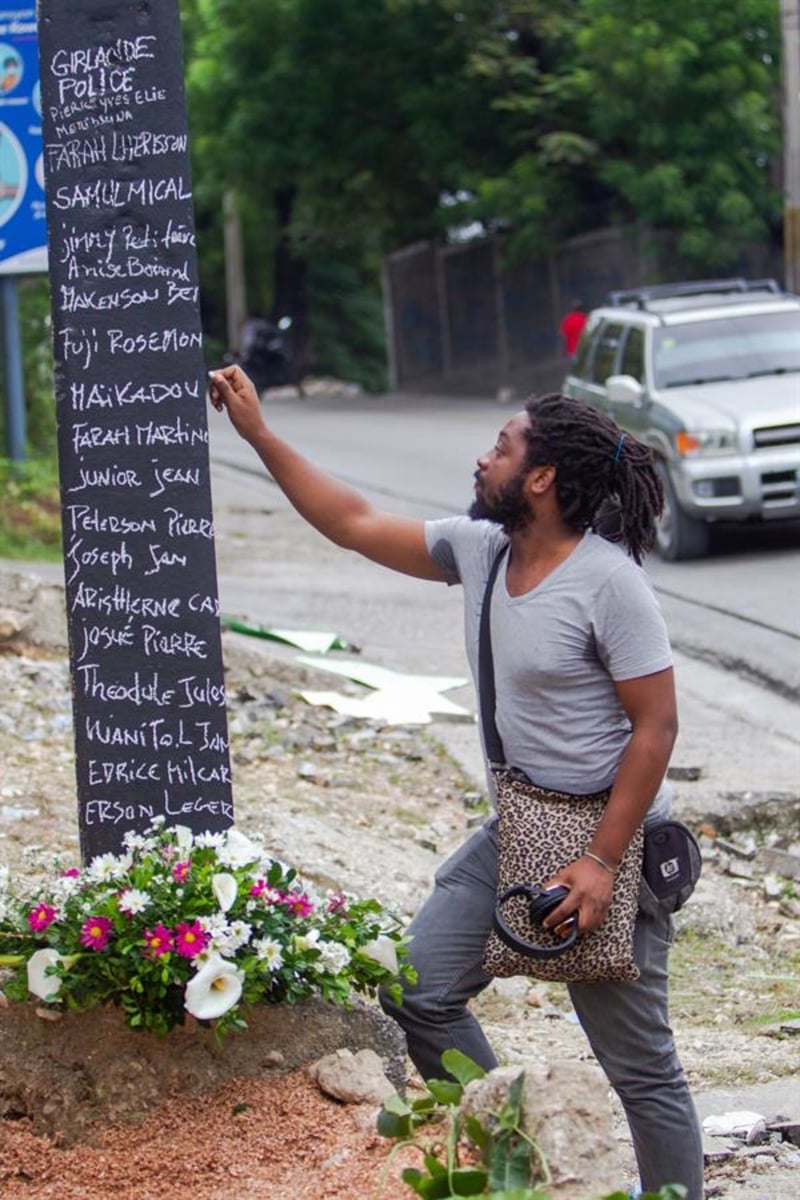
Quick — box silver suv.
[562,279,800,559]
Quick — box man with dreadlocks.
[209,366,704,1200]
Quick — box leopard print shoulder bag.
[477,546,641,984]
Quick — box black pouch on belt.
[642,820,702,913]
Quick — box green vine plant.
[376,1048,687,1200]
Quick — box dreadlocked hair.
[522,393,664,565]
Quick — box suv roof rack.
[605,278,782,309]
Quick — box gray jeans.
[379,821,704,1200]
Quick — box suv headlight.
[675,430,738,457]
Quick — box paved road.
[209,390,800,695]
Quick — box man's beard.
[468,469,532,533]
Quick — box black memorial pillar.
[37,0,233,860]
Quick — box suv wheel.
[655,461,711,561]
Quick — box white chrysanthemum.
[211,872,238,913]
[226,920,252,947]
[194,831,226,850]
[118,888,151,916]
[79,881,115,910]
[50,874,82,902]
[27,948,64,1001]
[122,830,154,854]
[316,940,351,974]
[211,920,252,956]
[87,852,132,882]
[199,913,229,940]
[184,954,244,1020]
[253,938,284,971]
[217,827,259,869]
[292,928,321,954]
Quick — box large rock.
[0,996,405,1145]
[461,1059,628,1198]
[308,1046,397,1104]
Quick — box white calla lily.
[219,827,258,867]
[173,824,194,851]
[27,948,64,1001]
[211,872,238,913]
[184,954,244,1020]
[359,935,399,975]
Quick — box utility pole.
[224,189,247,354]
[781,0,800,292]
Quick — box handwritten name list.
[38,0,233,859]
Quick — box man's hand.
[541,857,615,936]
[208,364,267,446]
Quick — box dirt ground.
[1,601,799,1198]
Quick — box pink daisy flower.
[172,860,192,883]
[250,880,283,904]
[80,915,113,951]
[143,924,174,957]
[174,921,210,959]
[284,892,314,918]
[62,867,81,878]
[28,903,58,932]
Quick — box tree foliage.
[182,0,783,385]
[574,0,781,268]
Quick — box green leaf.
[463,1113,491,1153]
[426,1078,463,1107]
[488,1137,535,1191]
[422,1153,446,1176]
[401,1167,457,1198]
[448,1166,488,1195]
[382,1092,413,1117]
[376,1107,412,1139]
[400,1168,427,1197]
[439,1049,487,1087]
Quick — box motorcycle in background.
[236,314,295,392]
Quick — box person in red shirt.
[560,299,587,359]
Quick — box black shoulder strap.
[478,544,509,768]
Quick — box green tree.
[571,0,781,269]
[185,0,505,384]
[451,0,781,270]
[183,0,783,383]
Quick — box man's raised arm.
[209,365,445,581]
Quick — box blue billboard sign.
[0,6,46,273]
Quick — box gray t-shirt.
[425,519,673,814]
